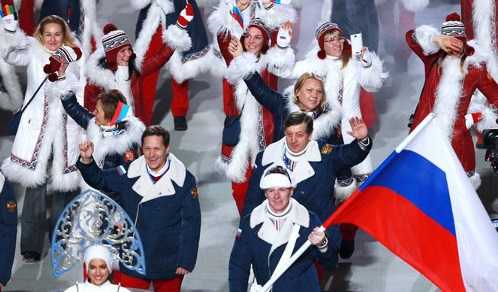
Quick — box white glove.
[465,112,483,129]
[2,9,18,33]
[359,48,372,68]
[276,26,291,48]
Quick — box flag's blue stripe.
[359,150,455,236]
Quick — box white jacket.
[0,30,83,191]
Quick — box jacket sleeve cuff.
[225,52,260,84]
[265,46,295,78]
[163,24,192,52]
[334,177,357,202]
[414,25,441,55]
[356,51,388,92]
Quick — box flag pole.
[259,226,326,292]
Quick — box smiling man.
[77,125,201,292]
[242,112,372,269]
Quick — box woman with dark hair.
[83,3,194,126]
[64,245,131,292]
[0,11,83,262]
[207,0,296,214]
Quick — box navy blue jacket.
[77,155,201,280]
[0,174,17,286]
[230,204,333,291]
[243,72,354,185]
[242,139,371,257]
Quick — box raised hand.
[347,116,368,140]
[1,5,18,33]
[227,35,243,57]
[79,141,95,164]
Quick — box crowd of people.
[0,0,497,291]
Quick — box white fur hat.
[84,245,113,272]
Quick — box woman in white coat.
[0,12,83,261]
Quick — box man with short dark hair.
[77,125,201,291]
[229,165,334,290]
[242,112,372,266]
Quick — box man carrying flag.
[270,114,498,291]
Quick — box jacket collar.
[262,138,321,183]
[250,198,310,249]
[127,153,186,203]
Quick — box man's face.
[265,187,293,214]
[88,258,110,286]
[142,135,169,172]
[285,122,312,153]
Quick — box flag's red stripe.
[328,186,465,292]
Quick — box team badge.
[191,188,199,199]
[124,150,136,162]
[7,200,16,213]
[321,144,333,154]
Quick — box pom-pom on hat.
[240,18,271,54]
[441,12,474,56]
[43,46,82,82]
[260,165,296,190]
[315,22,351,59]
[102,23,132,71]
[84,245,114,273]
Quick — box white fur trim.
[206,2,245,38]
[321,0,332,22]
[166,47,214,83]
[87,116,145,166]
[402,0,429,12]
[355,50,388,92]
[414,25,441,56]
[334,179,357,201]
[284,88,342,140]
[162,25,192,52]
[0,58,23,111]
[263,46,295,78]
[224,52,260,84]
[0,28,26,56]
[34,0,43,9]
[472,0,498,79]
[133,2,165,58]
[45,73,82,102]
[258,3,297,29]
[433,57,464,140]
[130,0,152,10]
[469,92,498,132]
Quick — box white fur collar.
[284,88,342,140]
[433,57,464,139]
[127,154,186,203]
[86,116,145,166]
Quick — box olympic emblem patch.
[7,200,16,213]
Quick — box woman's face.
[116,45,133,66]
[88,258,110,286]
[243,27,264,55]
[295,78,324,112]
[324,32,345,58]
[42,23,64,52]
[93,100,111,126]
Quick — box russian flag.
[230,4,244,29]
[324,114,498,291]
